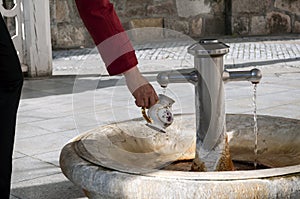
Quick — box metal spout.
[223,68,262,84]
[157,68,198,88]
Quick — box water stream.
[162,87,167,95]
[253,84,258,168]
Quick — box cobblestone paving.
[52,38,300,74]
[227,42,300,61]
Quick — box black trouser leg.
[0,14,23,198]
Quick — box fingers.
[135,94,158,108]
[149,93,159,107]
[123,67,159,108]
[133,83,158,109]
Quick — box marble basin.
[60,114,300,199]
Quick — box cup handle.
[141,107,152,123]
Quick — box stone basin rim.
[62,113,300,181]
[143,164,300,180]
[67,141,300,181]
[60,114,300,198]
[61,144,300,199]
[69,141,300,181]
[65,142,300,181]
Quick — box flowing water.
[161,84,260,169]
[253,84,258,168]
[162,87,167,95]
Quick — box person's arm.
[123,66,158,108]
[75,0,137,75]
[75,0,158,108]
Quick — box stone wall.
[49,0,94,49]
[50,0,226,49]
[49,0,300,49]
[230,0,300,35]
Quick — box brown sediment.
[163,160,269,171]
[216,134,235,171]
[190,134,234,172]
[191,154,207,172]
[163,132,267,171]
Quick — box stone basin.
[60,114,300,199]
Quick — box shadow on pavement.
[21,75,158,100]
[11,180,86,199]
[226,57,300,69]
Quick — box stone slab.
[14,132,71,156]
[12,156,61,183]
[275,0,300,15]
[175,0,211,17]
[11,173,87,199]
[231,0,271,14]
[129,19,164,43]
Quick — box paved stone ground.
[52,35,300,75]
[10,35,300,199]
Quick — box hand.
[123,66,159,108]
[132,83,158,108]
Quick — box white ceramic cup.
[142,94,175,133]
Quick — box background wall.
[49,0,300,49]
[230,0,300,35]
[49,0,94,49]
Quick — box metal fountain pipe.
[157,68,198,88]
[156,39,262,171]
[187,39,229,159]
[157,65,262,87]
[223,68,262,84]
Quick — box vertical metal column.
[188,40,231,171]
[156,39,261,171]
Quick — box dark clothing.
[0,13,23,198]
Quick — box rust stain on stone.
[216,135,235,171]
[191,153,207,172]
[191,134,234,172]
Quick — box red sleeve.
[75,0,138,75]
